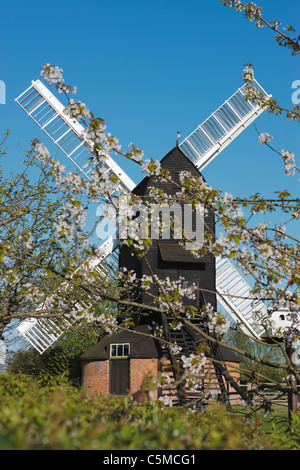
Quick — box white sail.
[179,79,271,171]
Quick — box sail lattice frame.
[15,79,135,193]
[179,79,271,171]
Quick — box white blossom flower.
[181,352,206,376]
[95,313,118,333]
[154,372,172,386]
[243,65,254,82]
[158,396,173,407]
[64,99,91,120]
[280,150,296,176]
[40,63,64,85]
[203,303,230,336]
[141,159,161,176]
[169,342,182,355]
[274,225,287,240]
[24,235,34,250]
[259,132,273,145]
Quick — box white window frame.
[110,343,130,358]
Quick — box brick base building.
[81,324,241,404]
[81,325,162,400]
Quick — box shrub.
[0,373,297,450]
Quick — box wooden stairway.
[159,312,251,407]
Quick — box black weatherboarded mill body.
[82,145,245,405]
[118,145,243,404]
[120,145,216,321]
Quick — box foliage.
[8,318,114,382]
[220,0,300,58]
[273,411,300,450]
[54,324,100,379]
[8,347,70,382]
[225,327,285,383]
[0,373,294,450]
[7,348,44,376]
[0,135,98,338]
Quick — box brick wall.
[81,360,109,396]
[130,358,158,400]
[82,356,240,403]
[82,358,159,399]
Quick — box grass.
[230,403,290,434]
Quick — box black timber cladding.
[158,243,211,264]
[119,145,217,324]
[81,146,241,367]
[81,325,162,361]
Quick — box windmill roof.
[133,145,205,196]
[81,324,162,361]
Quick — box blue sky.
[0,0,299,354]
[0,0,299,229]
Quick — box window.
[110,343,130,358]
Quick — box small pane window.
[110,343,130,357]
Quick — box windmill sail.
[15,79,135,193]
[179,79,271,171]
[16,316,74,354]
[15,77,270,353]
[16,236,119,354]
[216,257,268,339]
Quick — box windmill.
[14,75,271,357]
